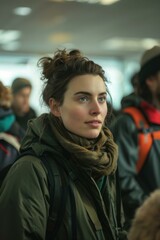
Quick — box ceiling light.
[141,38,159,49]
[1,42,20,51]
[49,32,73,43]
[49,0,120,5]
[13,7,32,16]
[102,38,160,51]
[99,0,120,5]
[0,30,21,44]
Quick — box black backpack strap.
[68,183,77,240]
[41,154,70,240]
[44,155,78,240]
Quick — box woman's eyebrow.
[74,91,106,96]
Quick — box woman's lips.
[85,120,101,128]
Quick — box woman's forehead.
[66,74,106,93]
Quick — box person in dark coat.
[0,81,24,171]
[111,45,160,229]
[0,49,127,240]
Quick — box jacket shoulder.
[111,111,137,134]
[0,154,50,240]
[2,155,49,188]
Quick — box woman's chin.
[80,130,100,139]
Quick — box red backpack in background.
[123,107,160,173]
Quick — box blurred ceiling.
[0,0,160,63]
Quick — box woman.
[0,49,127,240]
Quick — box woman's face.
[51,74,108,139]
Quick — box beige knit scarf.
[48,113,118,178]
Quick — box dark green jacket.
[0,114,127,240]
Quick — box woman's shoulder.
[15,154,47,174]
[110,110,137,137]
[4,154,48,186]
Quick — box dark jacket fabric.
[0,114,127,240]
[110,95,160,227]
[0,108,25,172]
[14,107,37,131]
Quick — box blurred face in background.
[146,71,160,107]
[12,87,31,115]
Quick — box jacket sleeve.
[0,156,50,240]
[110,114,147,221]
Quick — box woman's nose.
[89,101,101,115]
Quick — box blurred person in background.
[120,71,139,111]
[130,71,139,95]
[108,72,139,125]
[0,81,24,174]
[111,45,160,230]
[11,77,37,131]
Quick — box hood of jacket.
[121,93,141,109]
[20,113,63,158]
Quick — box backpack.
[123,106,160,173]
[0,132,20,174]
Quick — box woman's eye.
[98,96,106,103]
[79,96,88,102]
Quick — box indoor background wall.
[0,55,139,115]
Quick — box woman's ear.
[49,98,61,117]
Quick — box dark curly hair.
[38,49,111,103]
[38,49,113,124]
